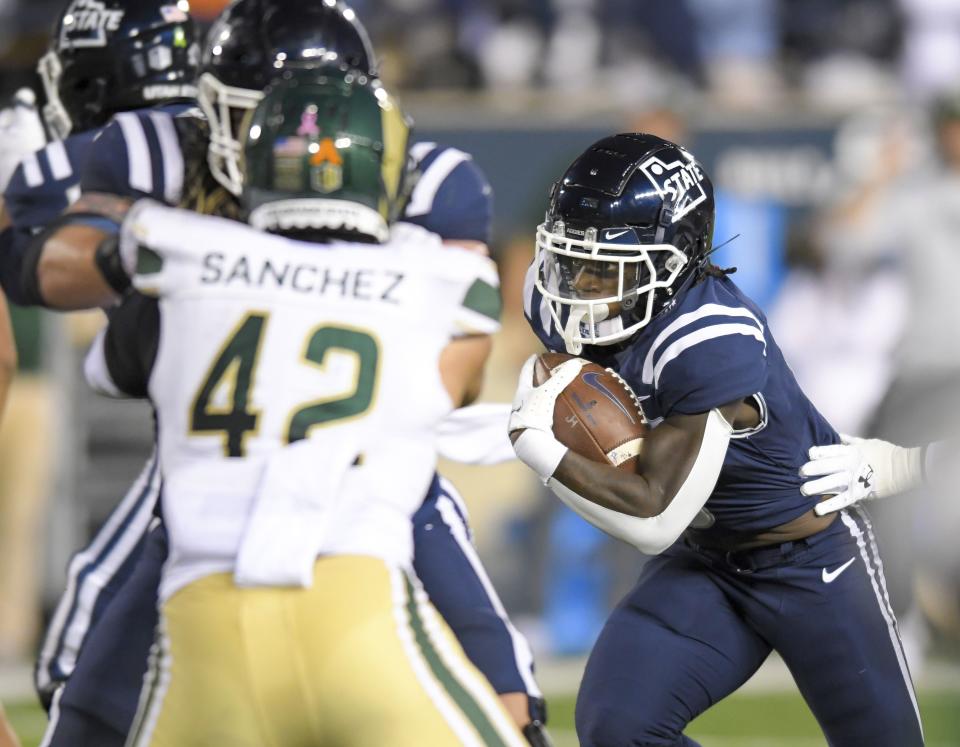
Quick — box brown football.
[533,352,648,472]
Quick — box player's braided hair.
[178,116,244,221]
[698,262,737,282]
[694,228,738,284]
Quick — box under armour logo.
[858,466,874,489]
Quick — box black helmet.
[241,66,410,243]
[535,133,715,353]
[38,0,199,139]
[199,0,376,195]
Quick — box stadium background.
[1,0,959,744]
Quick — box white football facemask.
[534,221,689,354]
[197,71,264,196]
[37,51,72,141]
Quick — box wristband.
[94,234,131,294]
[513,428,568,482]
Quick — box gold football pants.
[127,555,525,747]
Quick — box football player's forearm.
[38,225,118,310]
[553,451,661,516]
[547,409,733,554]
[552,402,738,518]
[440,334,493,408]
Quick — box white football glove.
[509,354,586,481]
[800,434,924,516]
[0,88,46,192]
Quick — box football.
[533,352,648,472]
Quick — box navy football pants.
[576,508,924,747]
[43,474,539,745]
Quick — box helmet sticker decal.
[160,4,189,23]
[309,138,343,193]
[59,0,125,49]
[638,154,707,223]
[297,106,321,137]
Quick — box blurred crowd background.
[1,0,959,693]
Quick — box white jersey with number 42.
[96,201,501,599]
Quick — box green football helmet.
[241,67,411,243]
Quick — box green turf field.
[7,689,959,746]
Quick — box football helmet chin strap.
[562,303,626,355]
[546,409,733,556]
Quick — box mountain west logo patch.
[60,0,125,49]
[638,152,707,222]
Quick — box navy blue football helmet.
[536,133,715,353]
[199,0,376,195]
[38,0,199,139]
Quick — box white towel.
[234,438,359,588]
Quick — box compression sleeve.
[546,408,733,555]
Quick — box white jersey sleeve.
[389,222,502,338]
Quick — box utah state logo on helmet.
[535,133,715,354]
[38,0,198,139]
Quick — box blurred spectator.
[769,219,907,435]
[781,0,903,108]
[686,0,781,108]
[476,6,544,90]
[899,0,960,101]
[781,97,960,673]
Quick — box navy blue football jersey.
[0,133,96,303]
[525,262,840,534]
[80,104,201,204]
[398,142,493,244]
[0,103,194,304]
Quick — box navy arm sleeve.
[102,292,161,398]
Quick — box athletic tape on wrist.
[513,428,568,482]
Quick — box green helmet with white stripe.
[241,66,411,243]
